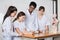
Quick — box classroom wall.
[0,0,53,29]
[0,0,53,40]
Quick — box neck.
[17,19,22,22]
[28,9,32,14]
[39,13,44,16]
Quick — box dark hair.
[3,6,17,23]
[29,1,37,8]
[13,11,26,22]
[39,6,45,12]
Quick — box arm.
[45,18,50,34]
[14,22,24,36]
[15,28,24,36]
[45,25,49,33]
[23,28,33,35]
[52,17,58,26]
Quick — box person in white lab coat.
[24,1,38,40]
[2,6,17,40]
[13,11,33,40]
[37,6,52,40]
[25,1,38,34]
[13,11,27,40]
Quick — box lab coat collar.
[27,10,34,15]
[8,16,14,22]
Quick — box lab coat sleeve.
[13,22,19,28]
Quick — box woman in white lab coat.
[2,6,17,40]
[13,11,28,40]
[13,11,37,40]
[37,6,52,40]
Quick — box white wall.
[0,0,53,21]
[0,0,53,18]
[0,0,53,40]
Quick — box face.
[29,5,35,13]
[19,16,26,22]
[38,9,44,15]
[10,11,17,17]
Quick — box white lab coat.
[2,16,13,40]
[23,10,37,40]
[14,20,25,32]
[37,14,52,40]
[25,10,38,32]
[13,20,26,40]
[37,15,50,31]
[14,20,26,33]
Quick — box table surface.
[22,32,60,39]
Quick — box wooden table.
[12,32,60,40]
[22,32,60,39]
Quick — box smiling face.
[18,16,26,22]
[38,9,45,15]
[10,11,17,17]
[38,6,45,15]
[29,2,37,13]
[29,5,35,13]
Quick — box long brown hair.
[3,6,17,23]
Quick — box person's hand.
[30,31,35,35]
[34,31,39,34]
[45,26,49,34]
[19,32,24,36]
[23,31,28,35]
[45,29,49,34]
[39,30,43,33]
[39,30,46,34]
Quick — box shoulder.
[2,17,12,26]
[6,17,10,20]
[4,17,11,23]
[13,20,19,27]
[14,20,18,24]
